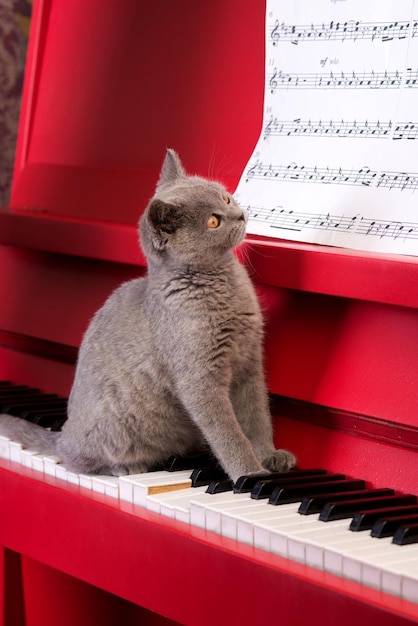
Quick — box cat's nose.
[239,211,248,223]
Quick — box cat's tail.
[0,415,60,457]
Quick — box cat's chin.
[230,225,247,248]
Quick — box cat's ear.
[146,199,184,250]
[157,149,186,189]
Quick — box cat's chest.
[159,274,258,321]
[156,275,261,362]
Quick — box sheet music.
[234,0,418,256]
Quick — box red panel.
[0,346,74,397]
[21,557,176,626]
[11,0,265,222]
[243,236,418,309]
[1,212,418,310]
[258,283,418,426]
[0,548,25,626]
[0,462,417,625]
[0,246,143,348]
[276,417,418,495]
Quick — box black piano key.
[299,488,393,516]
[269,479,366,506]
[20,408,68,423]
[0,391,43,404]
[371,514,418,538]
[206,479,234,494]
[191,466,228,487]
[0,388,37,396]
[233,468,327,494]
[319,494,417,522]
[350,503,418,531]
[392,523,418,545]
[1,394,63,404]
[50,418,67,431]
[31,413,68,428]
[2,399,67,414]
[0,380,39,391]
[1,395,62,407]
[251,472,346,500]
[164,453,216,472]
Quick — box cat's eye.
[222,192,231,205]
[207,214,220,229]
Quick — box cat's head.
[140,150,247,268]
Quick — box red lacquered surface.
[11,0,264,222]
[1,0,418,623]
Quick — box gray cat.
[0,150,295,481]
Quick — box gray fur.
[0,150,295,481]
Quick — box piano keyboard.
[0,382,417,605]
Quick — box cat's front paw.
[262,449,296,473]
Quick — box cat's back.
[78,276,152,356]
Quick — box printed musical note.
[245,161,418,192]
[268,68,416,93]
[246,205,418,242]
[262,117,418,140]
[269,19,418,45]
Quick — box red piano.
[1,1,418,624]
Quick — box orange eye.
[207,214,220,228]
[222,192,230,205]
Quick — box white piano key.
[31,453,46,473]
[119,470,191,504]
[341,538,405,583]
[225,503,281,542]
[205,496,264,535]
[168,488,210,524]
[189,491,250,529]
[79,474,94,490]
[9,441,24,463]
[360,543,418,596]
[270,518,350,561]
[250,507,340,554]
[234,503,300,544]
[43,455,60,476]
[286,522,366,569]
[146,486,207,516]
[401,561,418,604]
[382,560,407,598]
[223,504,276,541]
[189,492,256,533]
[120,470,193,506]
[19,449,39,468]
[291,522,415,591]
[156,490,209,522]
[324,534,392,577]
[119,475,135,502]
[0,435,10,459]
[91,475,120,498]
[382,556,418,602]
[55,464,70,481]
[252,510,310,552]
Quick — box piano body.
[1,1,418,624]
